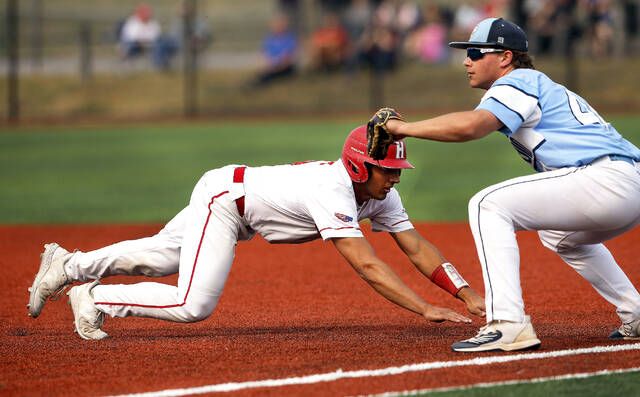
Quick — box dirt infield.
[1,223,639,396]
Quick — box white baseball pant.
[63,165,249,322]
[468,157,640,324]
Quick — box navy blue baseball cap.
[449,17,528,52]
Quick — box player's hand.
[385,118,406,138]
[457,287,486,317]
[422,304,472,323]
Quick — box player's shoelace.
[92,310,105,329]
[621,321,639,337]
[49,285,69,301]
[465,324,494,342]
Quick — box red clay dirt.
[1,223,639,396]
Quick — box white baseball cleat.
[609,319,640,340]
[67,280,108,340]
[28,243,72,318]
[452,315,541,352]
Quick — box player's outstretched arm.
[391,229,486,317]
[385,110,502,142]
[331,236,472,324]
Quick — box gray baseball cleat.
[67,280,108,340]
[609,319,640,340]
[28,243,72,318]
[452,315,541,352]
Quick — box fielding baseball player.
[27,126,485,340]
[367,18,640,352]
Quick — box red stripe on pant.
[94,190,229,309]
[233,166,246,217]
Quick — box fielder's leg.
[456,161,640,351]
[540,229,640,338]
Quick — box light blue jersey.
[476,68,640,172]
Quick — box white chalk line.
[107,342,640,397]
[366,366,640,396]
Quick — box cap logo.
[497,37,504,44]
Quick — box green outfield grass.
[1,116,639,224]
[416,370,640,396]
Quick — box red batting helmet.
[341,125,414,183]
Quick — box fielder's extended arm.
[389,110,502,142]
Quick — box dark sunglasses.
[466,48,505,61]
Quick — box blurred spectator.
[405,3,448,64]
[308,12,350,72]
[277,0,302,34]
[527,0,558,55]
[118,3,162,62]
[450,0,486,43]
[344,0,374,43]
[483,0,512,18]
[249,13,298,87]
[319,0,349,13]
[587,0,615,57]
[527,0,581,56]
[357,11,400,73]
[344,0,375,71]
[376,0,422,54]
[623,0,639,53]
[153,1,213,70]
[376,0,422,36]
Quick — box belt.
[608,154,635,165]
[233,166,246,217]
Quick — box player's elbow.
[354,260,385,285]
[453,121,490,141]
[468,126,492,141]
[451,126,479,141]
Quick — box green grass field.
[418,370,640,396]
[1,116,639,223]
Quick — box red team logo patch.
[334,213,353,223]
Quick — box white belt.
[590,155,637,166]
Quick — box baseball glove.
[366,107,404,159]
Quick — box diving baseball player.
[367,18,640,352]
[27,125,485,340]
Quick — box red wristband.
[430,263,469,296]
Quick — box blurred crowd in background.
[107,0,640,77]
[3,0,639,77]
[2,0,640,121]
[254,0,639,82]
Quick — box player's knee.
[468,190,500,216]
[180,296,218,322]
[539,238,584,258]
[468,191,483,217]
[555,243,591,258]
[538,231,577,254]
